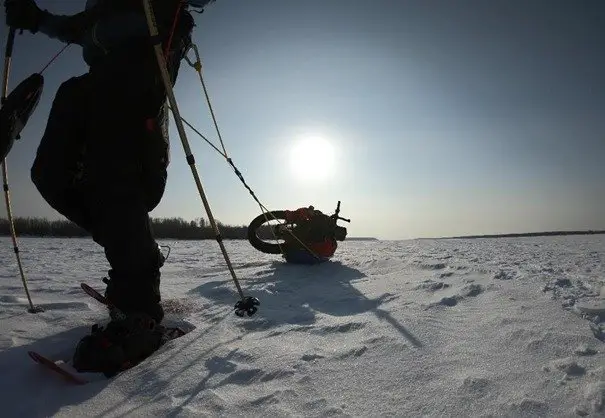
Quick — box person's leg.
[141,102,170,212]
[84,47,167,323]
[31,74,95,235]
[83,8,192,323]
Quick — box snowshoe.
[72,312,165,377]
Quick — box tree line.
[0,217,273,240]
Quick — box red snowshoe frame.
[247,201,350,263]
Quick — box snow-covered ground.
[0,235,603,417]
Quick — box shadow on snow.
[0,325,108,416]
[189,260,422,347]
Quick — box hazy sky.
[1,0,604,239]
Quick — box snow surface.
[1,235,604,417]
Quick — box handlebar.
[331,201,350,223]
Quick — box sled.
[247,201,350,264]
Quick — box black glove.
[4,0,45,33]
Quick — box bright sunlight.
[289,135,336,182]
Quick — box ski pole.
[141,0,259,317]
[1,27,43,313]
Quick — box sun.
[289,136,336,182]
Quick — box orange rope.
[163,0,184,58]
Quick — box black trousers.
[31,46,174,319]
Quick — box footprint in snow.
[42,301,91,311]
[0,295,23,303]
[311,322,366,335]
[437,296,460,307]
[549,357,586,378]
[426,284,485,308]
[335,346,368,359]
[363,335,391,345]
[574,344,599,356]
[249,389,297,406]
[505,399,550,416]
[415,280,451,292]
[301,353,325,362]
[457,375,491,397]
[461,283,484,297]
[218,368,296,386]
[493,269,517,280]
[420,262,448,270]
[575,381,605,416]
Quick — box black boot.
[103,271,165,324]
[103,243,167,323]
[72,312,165,377]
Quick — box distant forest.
[3,217,599,241]
[433,230,605,240]
[0,217,261,240]
[0,217,379,241]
